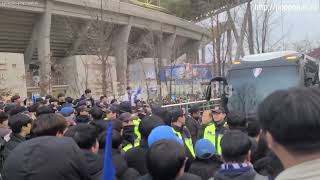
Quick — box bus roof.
[231,51,302,70]
[241,51,300,62]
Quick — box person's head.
[27,103,39,113]
[258,87,320,169]
[90,106,104,120]
[195,139,216,160]
[4,103,16,115]
[85,89,92,97]
[98,129,122,150]
[100,95,108,103]
[32,113,68,137]
[212,106,226,123]
[11,95,21,105]
[246,114,261,138]
[221,130,252,163]
[201,110,213,125]
[152,107,171,125]
[59,106,75,118]
[8,113,32,137]
[57,93,65,103]
[119,112,133,127]
[147,140,187,180]
[65,97,73,104]
[119,101,132,114]
[148,125,183,146]
[76,105,90,116]
[227,112,247,132]
[45,95,52,102]
[171,108,186,127]
[0,111,9,127]
[35,97,46,105]
[106,105,119,120]
[139,115,164,140]
[36,105,54,116]
[189,106,200,120]
[126,87,131,93]
[49,98,59,108]
[110,99,118,104]
[9,106,27,116]
[64,124,99,154]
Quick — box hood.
[214,167,256,180]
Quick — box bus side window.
[304,60,319,87]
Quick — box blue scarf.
[219,163,253,174]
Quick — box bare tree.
[127,29,157,101]
[292,39,316,53]
[253,0,289,53]
[63,0,118,97]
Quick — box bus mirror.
[206,77,229,101]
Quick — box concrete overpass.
[0,0,211,95]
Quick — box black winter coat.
[188,156,222,180]
[125,139,149,175]
[185,115,200,145]
[2,136,92,180]
[82,150,103,180]
[2,133,25,160]
[99,148,140,180]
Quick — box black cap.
[212,105,226,113]
[119,112,131,122]
[76,105,90,113]
[119,101,132,114]
[109,105,120,114]
[189,105,200,114]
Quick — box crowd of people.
[0,87,318,180]
[162,93,203,105]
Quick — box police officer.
[198,106,227,155]
[120,113,140,152]
[171,108,195,159]
[119,101,141,152]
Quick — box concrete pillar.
[161,33,176,65]
[25,18,40,66]
[113,23,131,96]
[37,0,53,95]
[185,40,201,64]
[199,36,208,64]
[201,46,206,64]
[68,21,91,56]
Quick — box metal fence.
[161,98,221,113]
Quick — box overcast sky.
[258,0,320,43]
[198,0,320,62]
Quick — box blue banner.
[160,64,213,83]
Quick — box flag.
[102,123,115,180]
[131,87,143,106]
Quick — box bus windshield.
[227,66,300,114]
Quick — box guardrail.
[129,0,169,13]
[161,98,221,113]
